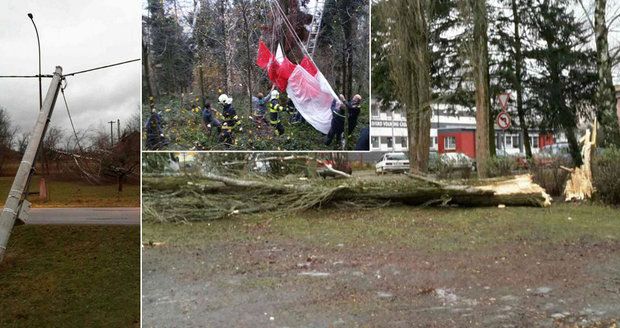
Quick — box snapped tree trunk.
[143,173,552,222]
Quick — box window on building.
[371,137,379,148]
[387,137,393,148]
[505,135,512,147]
[444,136,456,150]
[531,136,539,148]
[400,137,407,148]
[512,135,520,148]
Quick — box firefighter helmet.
[218,94,229,105]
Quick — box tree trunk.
[511,0,532,158]
[142,41,156,99]
[594,0,620,144]
[199,65,206,105]
[416,50,432,172]
[118,175,124,192]
[470,0,492,177]
[241,4,254,113]
[383,0,432,172]
[143,174,552,222]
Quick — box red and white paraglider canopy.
[254,0,339,134]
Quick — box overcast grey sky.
[0,0,141,139]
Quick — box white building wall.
[371,102,556,155]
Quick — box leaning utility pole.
[108,120,116,147]
[0,66,63,262]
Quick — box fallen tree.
[143,173,551,222]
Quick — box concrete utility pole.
[108,120,116,147]
[0,66,63,262]
[117,118,121,141]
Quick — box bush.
[593,147,620,205]
[487,156,515,177]
[530,156,572,196]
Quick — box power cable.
[63,58,140,77]
[0,74,53,78]
[1,58,139,79]
[59,78,84,153]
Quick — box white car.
[441,152,476,171]
[376,152,410,174]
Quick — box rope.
[63,58,140,77]
[60,79,84,153]
[270,0,315,63]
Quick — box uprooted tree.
[143,153,551,222]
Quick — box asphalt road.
[25,207,140,225]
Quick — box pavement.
[24,207,140,225]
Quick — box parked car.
[441,152,476,171]
[534,142,572,166]
[375,152,409,175]
[317,160,352,178]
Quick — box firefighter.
[218,94,240,146]
[324,99,346,147]
[268,90,285,136]
[340,94,363,137]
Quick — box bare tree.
[0,107,18,175]
[17,132,29,155]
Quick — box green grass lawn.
[0,225,140,328]
[143,202,620,252]
[0,176,140,207]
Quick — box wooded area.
[142,0,370,150]
[372,0,620,174]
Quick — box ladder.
[305,0,326,58]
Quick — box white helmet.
[218,94,229,105]
[271,90,279,99]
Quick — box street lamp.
[27,13,42,110]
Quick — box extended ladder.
[305,0,326,57]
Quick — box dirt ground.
[142,204,619,327]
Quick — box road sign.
[497,111,511,130]
[498,93,511,110]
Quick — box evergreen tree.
[525,0,597,165]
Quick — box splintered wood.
[563,120,597,202]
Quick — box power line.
[0,74,53,78]
[0,58,140,79]
[63,58,140,77]
[59,79,84,153]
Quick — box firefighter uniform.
[268,97,285,136]
[220,103,239,145]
